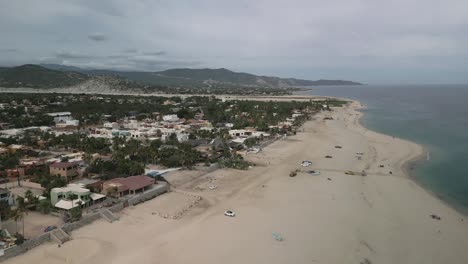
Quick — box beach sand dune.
[5,101,468,264]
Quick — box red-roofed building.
[102,175,155,198]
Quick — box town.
[0,92,345,256]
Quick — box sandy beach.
[5,100,468,264]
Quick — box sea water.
[298,85,468,214]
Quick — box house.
[46,112,72,123]
[72,179,102,192]
[51,183,106,210]
[162,114,179,122]
[229,129,252,137]
[49,162,79,180]
[0,188,13,206]
[102,175,155,198]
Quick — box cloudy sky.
[1,0,467,84]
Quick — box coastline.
[352,99,468,217]
[4,98,468,264]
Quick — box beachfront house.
[102,175,155,198]
[51,184,106,210]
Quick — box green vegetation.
[0,64,88,88]
[1,64,361,94]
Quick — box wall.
[0,233,51,262]
[61,212,101,233]
[0,181,169,262]
[127,182,169,206]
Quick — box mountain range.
[0,64,362,92]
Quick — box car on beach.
[224,210,236,217]
[44,226,57,232]
[308,170,320,175]
[301,160,312,167]
[356,152,364,155]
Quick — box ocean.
[298,85,468,214]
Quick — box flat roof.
[54,199,82,210]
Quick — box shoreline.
[3,97,468,264]
[351,99,468,217]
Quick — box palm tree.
[16,196,28,237]
[11,209,22,234]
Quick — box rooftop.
[107,175,154,191]
[52,184,90,194]
[49,161,79,169]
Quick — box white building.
[47,112,72,123]
[162,114,180,122]
[103,122,119,129]
[229,129,253,137]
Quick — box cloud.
[0,0,467,83]
[55,50,92,59]
[0,48,17,52]
[88,32,108,42]
[142,51,167,56]
[123,48,139,53]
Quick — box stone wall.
[0,233,51,262]
[127,182,169,206]
[108,202,124,213]
[61,212,101,233]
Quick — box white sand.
[5,101,468,264]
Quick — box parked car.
[308,170,320,175]
[44,226,57,232]
[301,160,312,167]
[224,210,236,217]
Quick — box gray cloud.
[142,51,167,56]
[0,0,467,83]
[88,32,108,42]
[123,48,138,53]
[55,50,92,59]
[0,48,17,52]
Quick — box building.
[162,114,179,122]
[51,183,105,210]
[49,162,79,180]
[46,112,72,123]
[229,129,253,137]
[102,175,155,198]
[0,188,13,206]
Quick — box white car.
[301,160,312,167]
[308,170,321,175]
[356,152,364,155]
[224,210,236,217]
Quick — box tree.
[15,196,28,236]
[24,190,38,206]
[37,199,52,214]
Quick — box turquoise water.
[298,85,468,214]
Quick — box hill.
[0,64,89,88]
[39,64,362,88]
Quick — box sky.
[1,0,467,84]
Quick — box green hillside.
[0,64,89,88]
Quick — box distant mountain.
[40,64,362,87]
[0,64,361,93]
[39,63,88,73]
[0,64,89,88]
